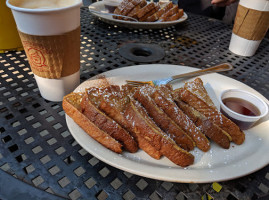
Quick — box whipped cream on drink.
[10,0,79,9]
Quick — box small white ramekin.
[219,89,268,130]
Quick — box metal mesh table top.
[0,6,269,200]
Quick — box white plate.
[66,64,269,183]
[88,1,188,29]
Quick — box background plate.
[88,1,188,29]
[66,64,269,183]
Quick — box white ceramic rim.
[219,89,269,121]
[6,0,82,13]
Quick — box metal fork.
[126,63,233,86]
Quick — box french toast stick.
[145,1,173,22]
[175,99,231,149]
[114,0,132,19]
[96,85,194,166]
[132,86,195,151]
[145,9,163,22]
[127,0,147,19]
[139,4,160,22]
[153,85,211,152]
[166,9,184,21]
[159,4,179,22]
[184,78,215,108]
[174,88,245,145]
[121,0,142,16]
[126,99,194,167]
[81,91,138,153]
[62,93,123,154]
[127,5,141,19]
[96,85,162,159]
[136,2,156,19]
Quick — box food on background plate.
[113,0,184,22]
[62,78,245,167]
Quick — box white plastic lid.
[6,0,82,35]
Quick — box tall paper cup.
[229,0,269,57]
[6,0,82,102]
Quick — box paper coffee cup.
[6,0,82,102]
[0,3,22,52]
[229,0,269,57]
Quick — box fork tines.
[126,80,154,87]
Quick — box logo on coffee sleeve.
[23,41,49,72]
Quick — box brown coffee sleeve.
[19,27,81,79]
[233,5,269,41]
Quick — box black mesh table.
[1,7,269,200]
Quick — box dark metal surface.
[0,6,269,200]
[0,170,67,200]
[119,43,165,62]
